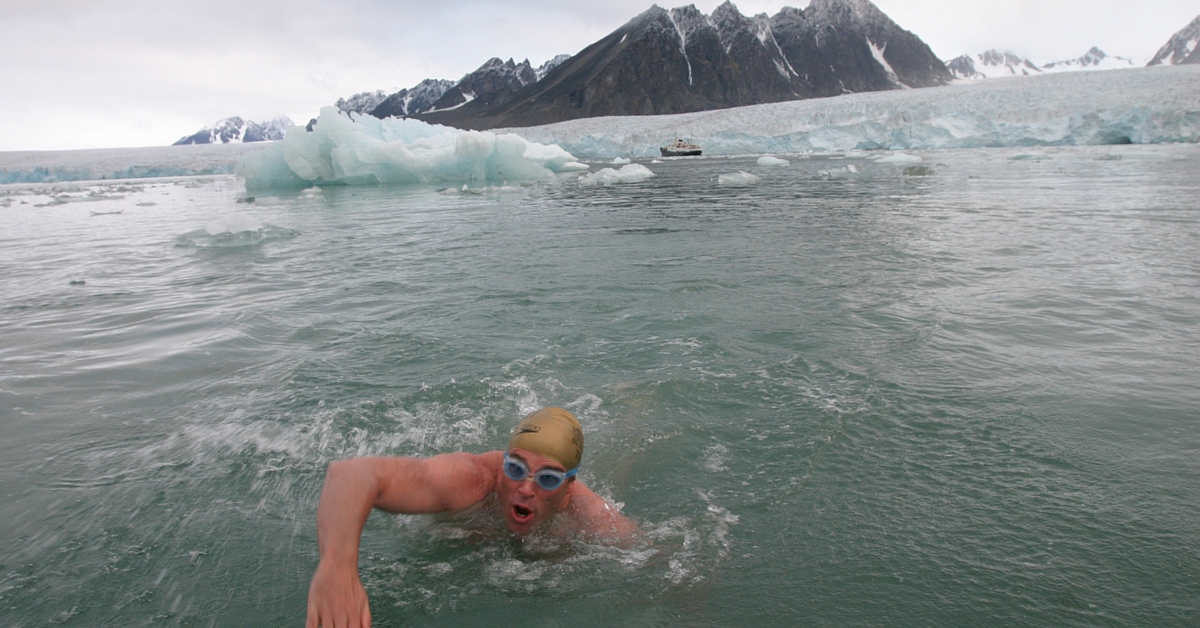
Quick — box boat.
[660,138,702,157]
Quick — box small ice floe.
[440,183,530,196]
[819,164,860,180]
[578,164,656,187]
[875,151,922,164]
[650,159,663,164]
[89,209,124,216]
[717,171,761,186]
[176,215,300,249]
[756,155,790,167]
[558,161,590,172]
[205,214,260,235]
[611,157,631,165]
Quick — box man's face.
[497,448,573,535]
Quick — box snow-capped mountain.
[945,47,1135,80]
[417,0,951,130]
[1147,14,1200,66]
[173,116,294,145]
[945,50,1042,79]
[1042,47,1135,72]
[422,58,539,114]
[336,90,390,114]
[535,54,571,81]
[369,79,456,118]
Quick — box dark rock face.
[1147,14,1200,66]
[416,0,951,130]
[370,79,456,118]
[424,58,538,113]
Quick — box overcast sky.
[2,0,1196,151]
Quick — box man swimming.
[305,407,637,628]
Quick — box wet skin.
[305,448,636,628]
[497,448,575,534]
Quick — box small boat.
[660,138,702,157]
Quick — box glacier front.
[2,66,1197,186]
[504,66,1200,158]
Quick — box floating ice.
[820,164,860,180]
[756,156,790,166]
[875,151,922,163]
[237,107,583,189]
[504,66,1200,158]
[175,223,300,248]
[577,163,656,187]
[611,157,631,165]
[717,171,761,186]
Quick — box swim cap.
[507,407,583,472]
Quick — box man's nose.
[517,478,537,496]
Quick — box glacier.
[507,65,1200,158]
[1,66,1197,186]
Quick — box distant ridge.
[1147,14,1200,66]
[173,116,294,145]
[945,47,1135,81]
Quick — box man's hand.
[306,559,370,628]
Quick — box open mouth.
[511,504,533,522]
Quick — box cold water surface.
[2,145,1199,626]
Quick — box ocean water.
[1,144,1198,627]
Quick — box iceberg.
[504,66,1200,158]
[577,164,656,187]
[717,171,761,186]
[237,107,584,189]
[756,156,790,166]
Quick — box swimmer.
[305,407,637,628]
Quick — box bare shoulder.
[564,481,639,544]
[370,450,504,514]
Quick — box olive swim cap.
[507,407,584,472]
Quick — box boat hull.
[660,147,702,157]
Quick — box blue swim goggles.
[503,453,577,491]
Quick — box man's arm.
[566,482,640,546]
[306,452,499,628]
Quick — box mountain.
[1147,14,1200,66]
[945,47,1135,81]
[1042,47,1135,72]
[414,0,951,130]
[945,50,1042,80]
[421,57,538,114]
[370,79,457,118]
[336,90,391,114]
[173,116,294,145]
[536,54,572,80]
